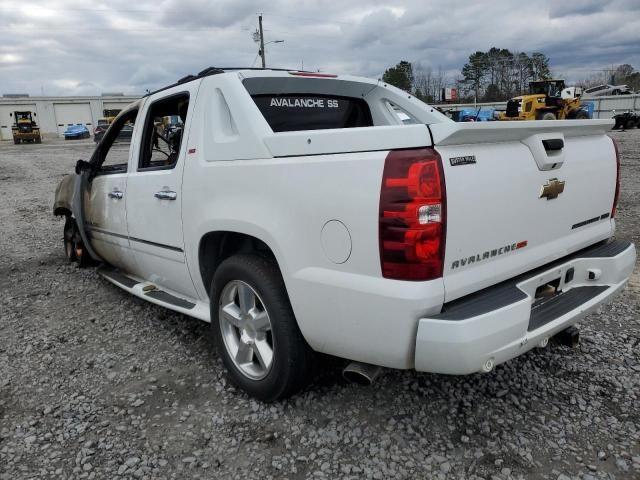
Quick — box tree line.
[578,64,640,92]
[383,52,640,104]
[383,48,552,103]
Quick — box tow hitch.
[552,325,580,348]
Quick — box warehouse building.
[0,94,140,140]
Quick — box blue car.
[64,124,90,140]
[454,108,496,122]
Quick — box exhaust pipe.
[552,325,580,348]
[342,362,382,386]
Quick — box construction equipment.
[102,109,121,124]
[11,111,42,144]
[498,80,589,121]
[612,109,639,130]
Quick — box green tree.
[625,71,640,91]
[483,83,501,102]
[614,64,638,88]
[461,49,552,100]
[530,52,551,80]
[461,51,489,102]
[615,64,634,80]
[382,61,414,92]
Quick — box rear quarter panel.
[181,150,445,367]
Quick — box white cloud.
[0,0,638,95]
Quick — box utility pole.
[474,66,479,108]
[258,14,266,69]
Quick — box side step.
[99,267,138,289]
[97,266,210,322]
[145,289,195,309]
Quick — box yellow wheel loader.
[498,80,588,121]
[11,111,42,144]
[103,109,121,124]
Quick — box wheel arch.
[53,174,75,217]
[198,230,283,299]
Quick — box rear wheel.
[537,111,557,121]
[575,110,589,119]
[13,138,20,144]
[210,253,315,401]
[35,136,41,144]
[626,119,636,130]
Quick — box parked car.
[53,67,636,401]
[93,119,110,142]
[583,84,631,97]
[451,108,496,122]
[612,109,640,130]
[64,124,90,140]
[95,122,134,143]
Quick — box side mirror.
[33,112,36,117]
[75,159,92,174]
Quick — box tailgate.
[430,119,618,301]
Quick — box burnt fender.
[71,164,102,262]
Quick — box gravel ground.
[0,132,639,480]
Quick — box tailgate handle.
[542,139,564,151]
[522,133,566,171]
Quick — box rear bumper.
[415,239,636,374]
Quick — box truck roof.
[144,67,372,98]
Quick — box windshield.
[529,82,564,97]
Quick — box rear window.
[251,94,373,132]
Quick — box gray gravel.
[1,131,639,480]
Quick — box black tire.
[35,136,41,144]
[537,111,556,121]
[575,110,589,120]
[210,253,315,401]
[13,138,20,144]
[625,119,635,130]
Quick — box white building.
[0,95,140,140]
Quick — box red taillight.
[612,138,621,218]
[379,148,446,281]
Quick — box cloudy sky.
[1,0,639,96]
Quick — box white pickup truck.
[54,67,636,401]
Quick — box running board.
[97,266,210,322]
[145,289,196,309]
[100,267,138,289]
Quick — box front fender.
[70,170,102,262]
[53,174,75,215]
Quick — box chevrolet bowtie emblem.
[540,178,565,200]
